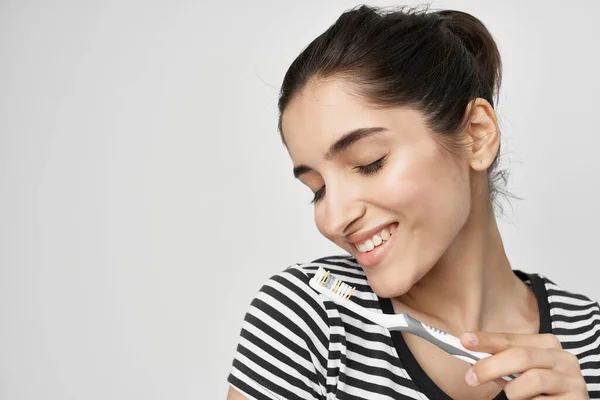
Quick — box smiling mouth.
[354,223,398,253]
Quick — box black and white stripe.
[228,256,600,399]
[547,281,600,396]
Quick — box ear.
[464,98,500,172]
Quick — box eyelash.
[310,156,388,204]
[354,155,387,175]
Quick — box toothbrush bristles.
[314,267,356,300]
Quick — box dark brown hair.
[278,5,514,215]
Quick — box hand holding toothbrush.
[309,267,589,396]
[460,331,589,398]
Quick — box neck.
[393,206,539,337]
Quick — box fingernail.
[466,332,478,346]
[465,369,479,386]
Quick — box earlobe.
[466,98,500,172]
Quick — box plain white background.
[1,0,598,398]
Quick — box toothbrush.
[309,267,518,382]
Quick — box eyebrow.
[292,126,388,178]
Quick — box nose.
[318,179,365,239]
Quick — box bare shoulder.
[226,386,248,400]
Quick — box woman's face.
[281,78,475,298]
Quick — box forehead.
[281,79,387,161]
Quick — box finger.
[460,331,563,354]
[466,347,568,386]
[492,378,506,389]
[503,369,587,400]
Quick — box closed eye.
[309,156,387,205]
[354,155,387,175]
[310,186,325,205]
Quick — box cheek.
[377,156,433,218]
[380,150,471,230]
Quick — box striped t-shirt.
[228,255,600,399]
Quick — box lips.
[349,222,399,268]
[354,223,397,253]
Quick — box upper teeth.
[355,224,396,253]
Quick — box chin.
[365,269,414,299]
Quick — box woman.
[226,5,599,399]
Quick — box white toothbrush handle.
[308,271,517,382]
[397,314,518,382]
